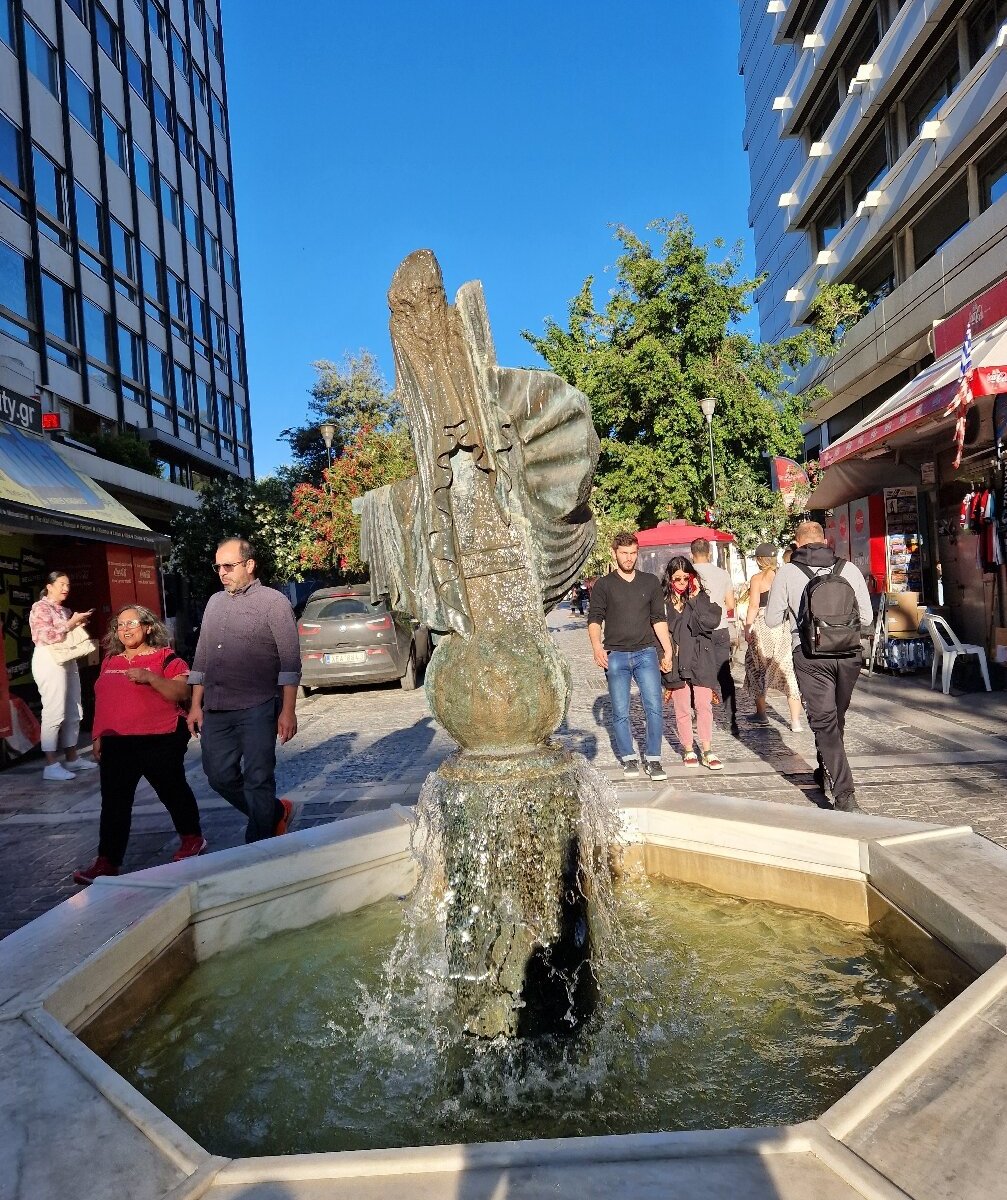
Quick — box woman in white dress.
[743,544,804,733]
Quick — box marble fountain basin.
[5,791,1007,1200]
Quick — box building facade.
[0,0,251,483]
[739,0,1007,654]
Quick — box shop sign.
[934,278,1007,359]
[0,386,42,434]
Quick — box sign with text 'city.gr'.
[0,387,42,435]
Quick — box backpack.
[794,559,862,658]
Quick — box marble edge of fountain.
[5,794,1007,1200]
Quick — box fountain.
[359,249,601,1038]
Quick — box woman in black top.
[662,556,723,769]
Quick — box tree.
[277,351,402,485]
[290,426,416,577]
[523,219,843,547]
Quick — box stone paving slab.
[3,603,1007,938]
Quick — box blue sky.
[222,2,755,476]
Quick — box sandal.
[700,750,723,771]
[682,750,699,765]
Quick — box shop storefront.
[810,280,1007,664]
[0,394,169,765]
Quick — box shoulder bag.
[46,625,98,664]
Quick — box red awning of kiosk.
[819,318,1007,470]
[636,522,734,546]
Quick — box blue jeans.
[606,647,664,761]
[200,698,282,842]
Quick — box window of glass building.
[174,362,194,426]
[980,138,1007,210]
[190,0,205,32]
[913,176,970,268]
[184,202,200,246]
[34,146,68,246]
[815,190,846,251]
[969,0,1006,65]
[229,325,244,385]
[216,168,232,213]
[806,81,840,148]
[197,375,214,426]
[42,272,78,368]
[167,268,188,337]
[0,238,34,344]
[1,0,13,49]
[850,244,896,310]
[147,0,166,45]
[192,66,208,108]
[211,308,226,361]
[118,322,144,385]
[110,218,136,300]
[176,119,193,164]
[153,82,172,132]
[147,342,170,414]
[67,69,97,137]
[75,184,107,277]
[850,130,889,208]
[23,20,59,97]
[905,39,960,142]
[223,248,236,288]
[171,27,188,76]
[103,111,129,173]
[0,110,25,216]
[210,93,225,134]
[134,144,156,200]
[126,44,149,106]
[82,298,114,386]
[190,290,209,355]
[139,242,165,316]
[217,389,232,435]
[236,403,250,457]
[197,146,212,188]
[204,228,219,272]
[207,17,221,61]
[94,5,119,65]
[160,176,180,228]
[65,0,86,25]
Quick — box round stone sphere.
[425,626,571,751]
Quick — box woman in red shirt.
[73,605,206,885]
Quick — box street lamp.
[699,396,717,504]
[319,422,336,473]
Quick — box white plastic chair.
[922,614,991,694]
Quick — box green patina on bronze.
[359,250,600,1037]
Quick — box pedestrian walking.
[743,543,805,732]
[73,606,205,885]
[662,556,724,770]
[187,537,301,841]
[765,521,873,811]
[690,538,738,734]
[587,532,673,781]
[29,571,97,781]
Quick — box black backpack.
[795,559,862,658]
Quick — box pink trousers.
[671,685,713,751]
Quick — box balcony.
[778,0,862,136]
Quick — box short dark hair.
[216,535,257,574]
[690,537,711,559]
[611,531,639,551]
[39,569,69,599]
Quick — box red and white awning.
[819,317,1007,469]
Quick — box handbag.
[46,625,98,664]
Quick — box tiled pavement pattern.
[3,605,1006,937]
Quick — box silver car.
[297,585,430,694]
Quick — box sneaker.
[65,757,98,771]
[73,856,119,886]
[172,835,208,862]
[790,720,805,733]
[621,758,641,780]
[43,763,75,782]
[274,797,295,836]
[834,792,860,813]
[643,759,667,782]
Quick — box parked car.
[296,585,431,694]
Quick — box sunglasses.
[213,559,249,573]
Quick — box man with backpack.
[765,521,873,812]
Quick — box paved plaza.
[3,605,1007,938]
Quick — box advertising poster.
[825,504,851,560]
[884,487,923,596]
[0,532,43,759]
[849,497,872,579]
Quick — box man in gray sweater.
[187,537,301,841]
[765,521,873,811]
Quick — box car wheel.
[400,647,418,690]
[298,684,313,698]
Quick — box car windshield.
[304,597,387,621]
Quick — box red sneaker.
[274,797,294,836]
[172,835,208,862]
[73,856,119,886]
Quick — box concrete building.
[739,0,1007,651]
[0,0,248,762]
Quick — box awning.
[637,522,734,546]
[806,458,922,510]
[0,421,169,552]
[819,317,1007,469]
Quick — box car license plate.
[324,652,366,665]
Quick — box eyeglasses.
[115,619,144,629]
[214,559,249,574]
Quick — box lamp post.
[319,422,336,475]
[699,396,717,505]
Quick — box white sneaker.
[790,720,805,733]
[66,758,98,771]
[43,763,76,782]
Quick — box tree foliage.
[524,219,848,551]
[291,426,416,577]
[277,351,402,485]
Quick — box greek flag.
[946,321,974,469]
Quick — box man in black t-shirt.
[588,532,672,781]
